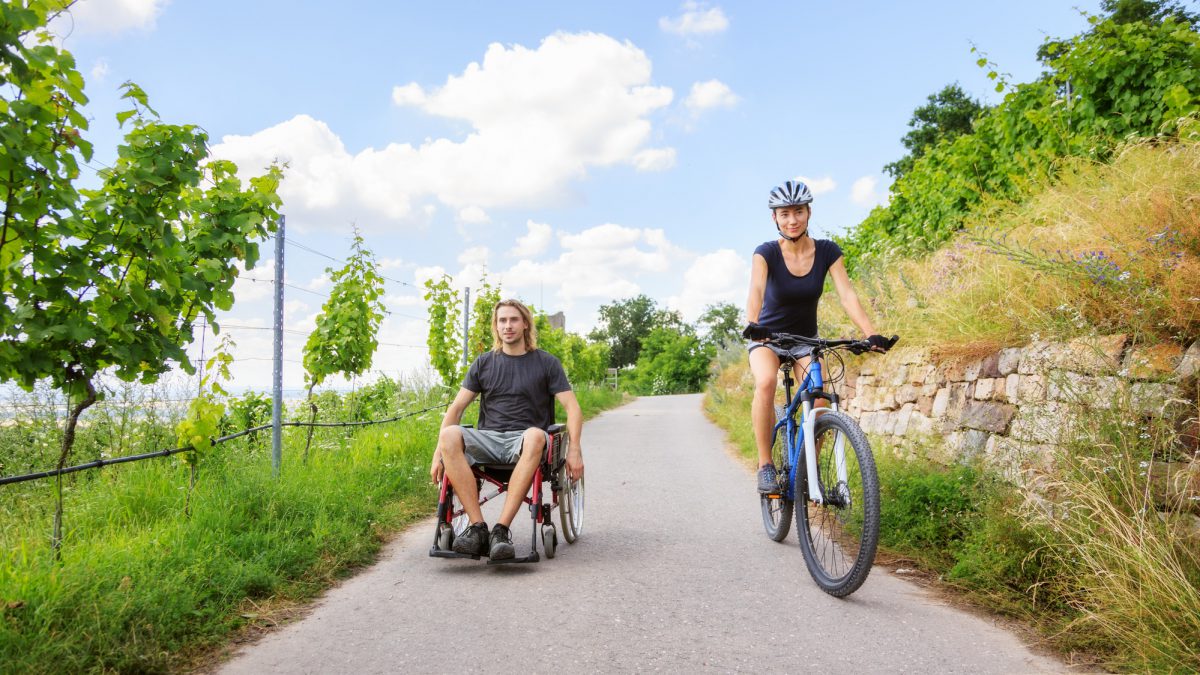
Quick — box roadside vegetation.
[0,379,625,673]
[708,2,1200,669]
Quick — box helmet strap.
[776,226,807,242]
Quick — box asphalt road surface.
[218,394,1068,674]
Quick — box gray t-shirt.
[462,349,572,432]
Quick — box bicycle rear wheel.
[760,405,793,541]
[796,410,880,597]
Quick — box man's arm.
[555,389,584,480]
[430,387,479,483]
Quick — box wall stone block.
[1046,371,1122,409]
[896,384,919,405]
[931,386,950,417]
[1052,334,1127,375]
[1175,339,1200,381]
[998,348,1022,375]
[892,403,916,436]
[1124,343,1184,379]
[960,400,1016,433]
[1018,341,1056,375]
[979,353,1003,379]
[1131,382,1185,416]
[974,378,997,400]
[1004,374,1020,402]
[1017,374,1046,402]
[888,365,910,387]
[1009,401,1071,444]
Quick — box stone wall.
[835,334,1200,480]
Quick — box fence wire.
[0,402,448,487]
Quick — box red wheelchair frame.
[429,423,584,565]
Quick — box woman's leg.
[749,346,782,467]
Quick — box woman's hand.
[866,334,893,352]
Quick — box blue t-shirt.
[753,238,843,338]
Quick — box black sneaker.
[489,523,515,560]
[452,522,489,556]
[757,464,781,494]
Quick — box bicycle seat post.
[779,360,795,407]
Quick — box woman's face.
[772,205,810,238]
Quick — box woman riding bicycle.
[744,180,891,494]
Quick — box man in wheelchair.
[430,298,585,560]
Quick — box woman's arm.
[828,257,877,337]
[746,254,769,323]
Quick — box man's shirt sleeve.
[546,354,572,395]
[462,354,484,392]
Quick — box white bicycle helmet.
[768,180,813,209]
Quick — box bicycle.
[758,332,898,597]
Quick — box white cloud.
[851,175,886,207]
[659,2,729,36]
[668,249,748,321]
[90,59,109,81]
[499,224,682,307]
[457,206,490,224]
[632,147,677,172]
[795,175,837,196]
[457,246,490,269]
[305,273,330,291]
[509,220,553,257]
[214,32,676,231]
[55,0,168,35]
[685,79,738,111]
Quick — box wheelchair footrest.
[485,551,540,565]
[429,547,482,560]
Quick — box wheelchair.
[429,424,585,564]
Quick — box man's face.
[495,306,526,345]
[772,205,810,238]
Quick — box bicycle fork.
[799,395,847,505]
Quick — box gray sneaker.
[757,464,781,494]
[452,522,489,556]
[489,523,515,560]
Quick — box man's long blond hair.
[491,299,538,352]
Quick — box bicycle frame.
[772,354,846,504]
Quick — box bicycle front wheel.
[796,410,880,597]
[760,405,793,541]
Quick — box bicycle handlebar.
[767,332,899,355]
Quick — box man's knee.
[519,428,545,461]
[439,425,465,454]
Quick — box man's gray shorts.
[459,427,534,465]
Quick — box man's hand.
[566,443,584,481]
[430,452,444,484]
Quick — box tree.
[301,228,386,458]
[883,84,987,179]
[535,314,610,385]
[423,273,499,388]
[628,326,715,395]
[0,2,283,552]
[697,302,743,349]
[589,294,683,368]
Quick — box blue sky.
[50,0,1104,391]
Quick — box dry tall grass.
[823,138,1200,350]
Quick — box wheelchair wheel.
[542,524,557,558]
[450,491,470,538]
[436,522,453,551]
[558,467,585,543]
[760,405,793,542]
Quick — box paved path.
[219,394,1067,674]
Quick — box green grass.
[0,381,629,673]
[702,355,1199,670]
